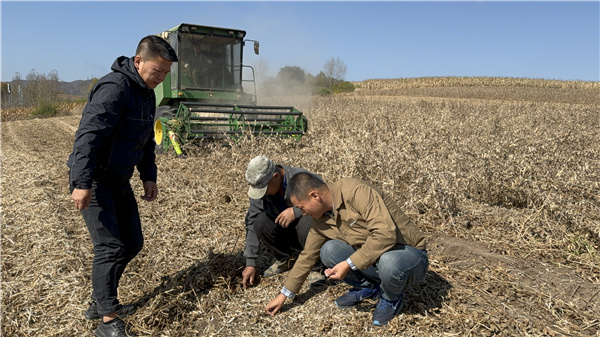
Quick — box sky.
[1,1,599,83]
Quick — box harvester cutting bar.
[188,130,306,135]
[185,102,299,109]
[187,107,302,116]
[190,116,287,122]
[176,101,308,139]
[185,102,303,115]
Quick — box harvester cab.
[153,23,307,154]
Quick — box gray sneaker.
[307,270,327,287]
[263,258,294,277]
[94,317,137,337]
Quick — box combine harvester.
[153,23,308,154]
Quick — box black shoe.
[94,317,137,337]
[85,302,137,320]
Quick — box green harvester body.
[153,23,307,153]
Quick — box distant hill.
[2,79,95,97]
[57,79,95,96]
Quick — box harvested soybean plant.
[1,77,599,336]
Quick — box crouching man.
[265,172,428,326]
[242,156,322,289]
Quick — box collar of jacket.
[325,181,343,223]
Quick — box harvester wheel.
[154,106,177,154]
[154,119,167,153]
[296,115,308,133]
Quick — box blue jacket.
[67,56,157,189]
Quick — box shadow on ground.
[346,270,451,315]
[133,250,242,329]
[404,271,452,315]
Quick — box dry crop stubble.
[1,78,599,336]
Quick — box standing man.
[242,156,322,289]
[265,172,429,326]
[68,35,177,337]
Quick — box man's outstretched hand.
[265,293,286,316]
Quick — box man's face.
[291,193,326,219]
[263,172,282,196]
[134,55,172,89]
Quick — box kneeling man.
[265,172,428,326]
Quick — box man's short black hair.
[288,172,325,201]
[136,35,178,62]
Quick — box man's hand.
[141,181,158,202]
[242,266,257,289]
[324,260,351,281]
[275,207,296,228]
[71,188,92,210]
[265,293,287,316]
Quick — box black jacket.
[67,56,157,189]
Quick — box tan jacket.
[283,177,427,295]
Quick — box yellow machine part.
[154,120,164,145]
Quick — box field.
[1,77,599,336]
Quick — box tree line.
[1,57,353,116]
[1,70,63,110]
[257,57,355,96]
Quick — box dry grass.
[1,77,599,336]
[354,77,599,105]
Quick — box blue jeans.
[74,180,144,315]
[320,240,428,301]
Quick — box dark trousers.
[254,212,311,261]
[75,180,144,315]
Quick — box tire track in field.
[26,118,74,190]
[1,119,29,157]
[1,116,87,337]
[28,118,73,158]
[1,117,74,211]
[7,117,77,170]
[51,115,79,136]
[4,118,53,159]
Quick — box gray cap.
[246,156,277,199]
